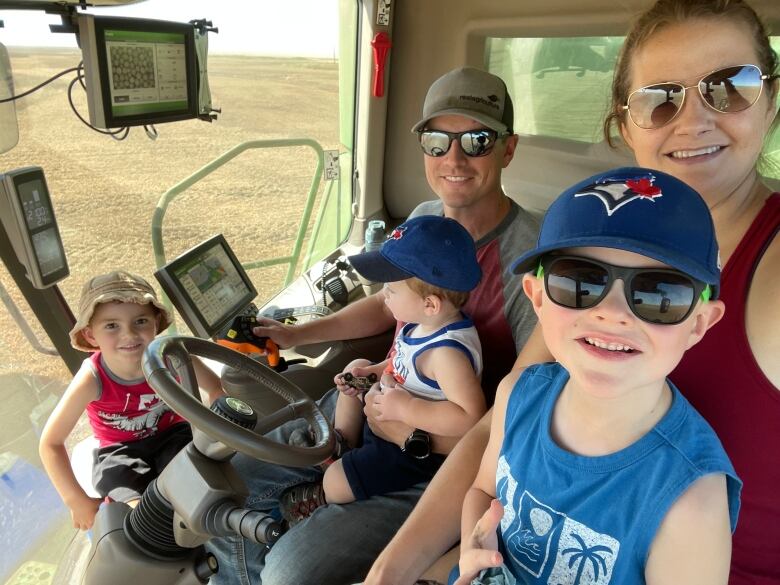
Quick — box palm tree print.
[561,533,613,584]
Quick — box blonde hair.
[604,0,779,169]
[406,277,470,308]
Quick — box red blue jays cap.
[510,167,721,297]
[349,215,481,292]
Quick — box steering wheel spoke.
[253,401,304,433]
[143,336,334,466]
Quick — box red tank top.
[85,352,185,447]
[670,193,780,584]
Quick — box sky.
[0,0,340,57]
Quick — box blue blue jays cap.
[510,167,720,297]
[349,215,481,292]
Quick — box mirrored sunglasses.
[537,255,711,325]
[623,64,775,130]
[417,129,504,157]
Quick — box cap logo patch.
[574,172,663,216]
[389,226,407,240]
[459,94,500,111]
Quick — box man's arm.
[363,406,493,585]
[253,291,395,348]
[364,389,461,456]
[455,372,516,584]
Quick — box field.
[0,48,341,385]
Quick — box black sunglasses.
[417,129,506,157]
[538,255,711,325]
[623,64,775,130]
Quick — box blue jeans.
[206,389,425,585]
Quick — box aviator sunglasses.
[417,129,507,157]
[537,255,712,325]
[623,64,776,130]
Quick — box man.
[207,66,543,585]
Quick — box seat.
[71,436,100,499]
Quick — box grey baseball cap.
[411,67,514,134]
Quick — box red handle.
[371,32,392,98]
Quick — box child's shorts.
[340,425,445,500]
[92,423,192,502]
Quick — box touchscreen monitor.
[154,235,257,338]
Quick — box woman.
[606,2,779,581]
[364,1,779,583]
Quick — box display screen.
[105,29,189,118]
[172,242,252,328]
[155,235,257,338]
[31,228,66,277]
[18,178,53,230]
[0,167,69,288]
[79,15,199,129]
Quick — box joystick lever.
[217,315,280,367]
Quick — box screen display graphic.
[31,228,65,277]
[105,30,188,117]
[173,245,251,328]
[155,235,257,338]
[18,178,53,230]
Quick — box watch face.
[404,432,430,459]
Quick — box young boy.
[39,271,222,531]
[282,216,487,521]
[455,168,741,585]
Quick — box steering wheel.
[142,335,333,466]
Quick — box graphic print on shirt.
[390,337,409,385]
[97,393,170,439]
[497,456,620,584]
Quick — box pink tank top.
[85,352,185,447]
[670,193,780,584]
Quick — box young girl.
[39,271,222,530]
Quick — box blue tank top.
[497,362,741,584]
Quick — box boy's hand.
[69,494,102,531]
[372,386,413,423]
[379,372,396,390]
[335,365,379,396]
[454,499,504,585]
[334,371,356,395]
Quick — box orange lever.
[217,315,281,368]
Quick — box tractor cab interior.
[0,0,778,583]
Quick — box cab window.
[0,1,357,578]
[486,36,780,181]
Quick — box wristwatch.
[402,429,431,459]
